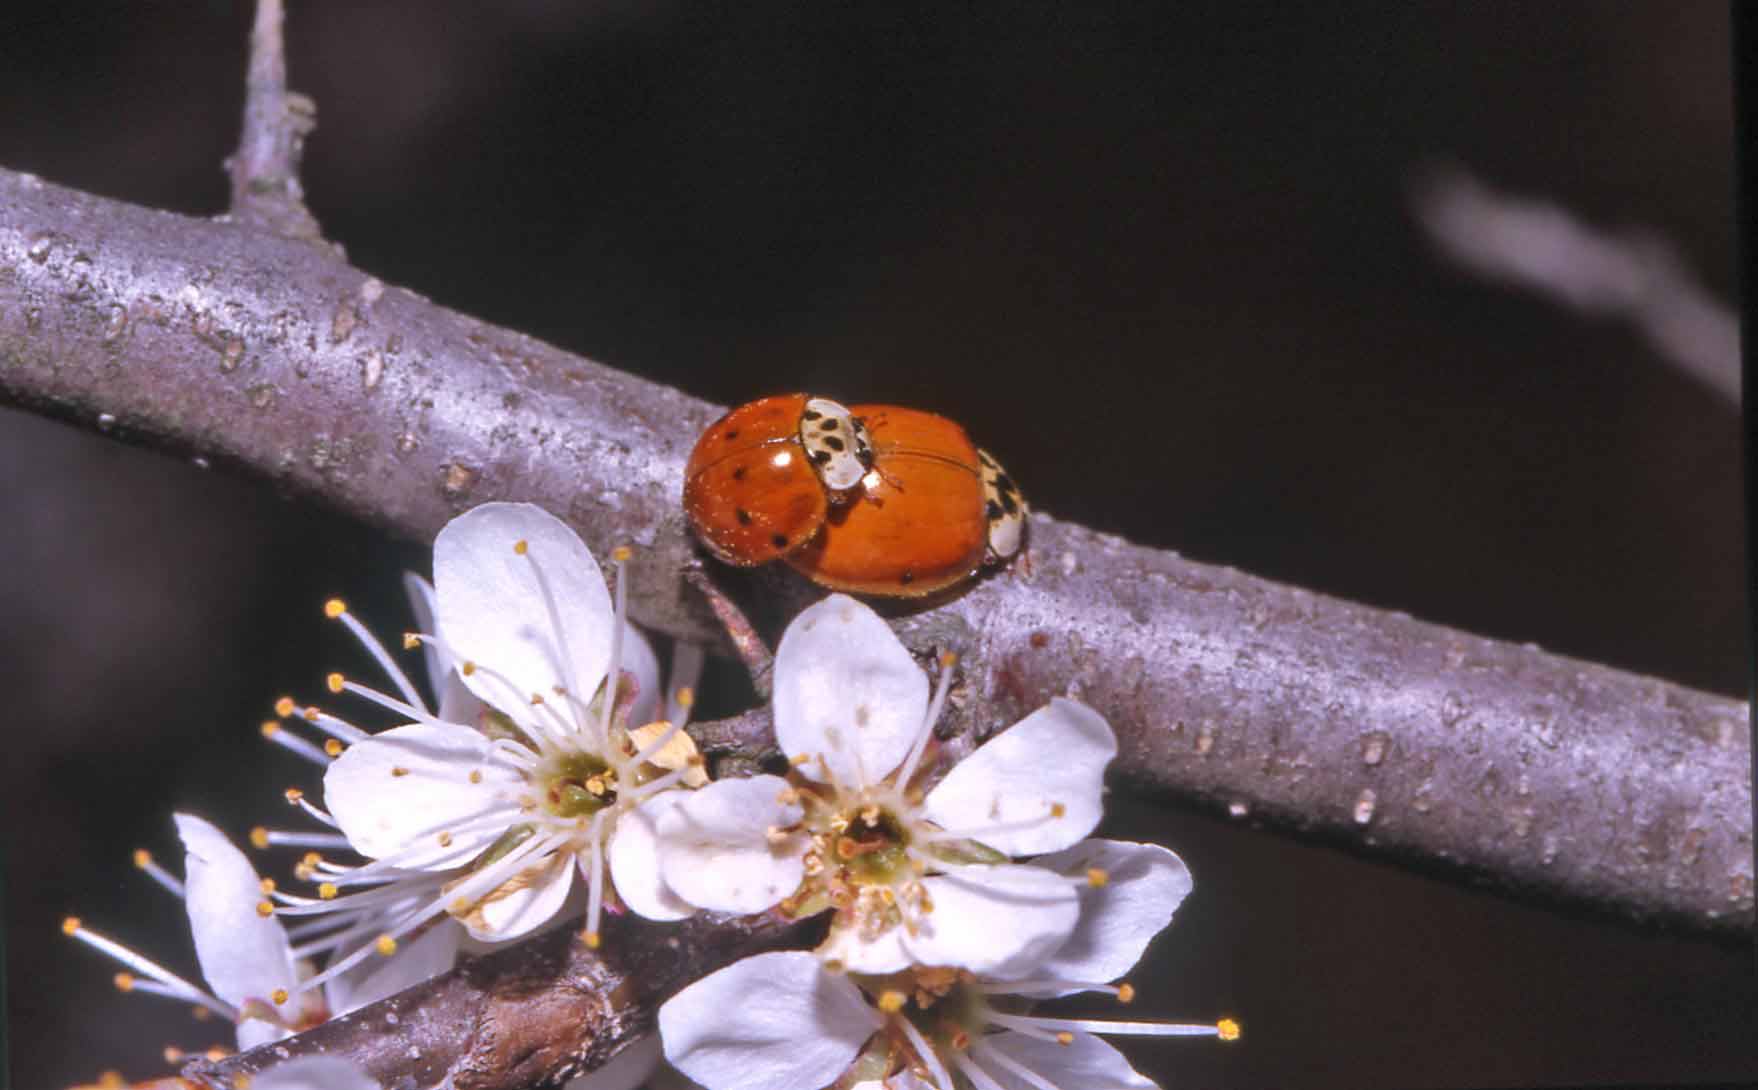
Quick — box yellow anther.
[1086,867,1110,888]
[274,696,296,718]
[132,849,151,868]
[61,916,81,935]
[1055,1031,1075,1046]
[403,632,421,650]
[98,1072,124,1089]
[462,661,477,676]
[271,988,289,1006]
[190,1006,212,1021]
[259,877,276,894]
[675,686,695,709]
[1050,802,1067,818]
[583,930,602,949]
[205,1046,229,1061]
[1116,982,1136,1004]
[375,935,398,956]
[611,545,632,563]
[326,672,346,693]
[450,898,473,914]
[939,650,958,668]
[250,826,270,849]
[256,900,274,918]
[877,989,908,1013]
[1218,1018,1241,1042]
[113,972,135,992]
[319,883,339,900]
[791,753,811,766]
[469,769,483,784]
[302,851,323,867]
[324,739,344,757]
[437,831,453,847]
[284,787,304,803]
[324,598,347,619]
[513,539,530,556]
[530,693,545,706]
[391,766,410,777]
[259,720,281,738]
[163,1046,186,1063]
[586,776,607,796]
[302,707,319,722]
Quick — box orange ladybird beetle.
[682,394,1027,597]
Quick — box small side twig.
[225,0,325,244]
[1412,164,1739,404]
[684,566,776,699]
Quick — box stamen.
[61,919,237,1020]
[949,1051,1011,1090]
[584,812,608,947]
[971,1039,1061,1090]
[249,827,352,852]
[514,541,589,745]
[1218,1018,1241,1041]
[132,849,185,898]
[328,603,431,715]
[259,720,332,767]
[626,717,685,768]
[986,1010,1231,1038]
[285,791,341,828]
[278,704,368,744]
[598,554,629,745]
[895,1015,955,1090]
[895,650,958,790]
[666,640,706,728]
[338,679,445,727]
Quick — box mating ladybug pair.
[683,394,1027,597]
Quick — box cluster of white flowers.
[63,502,1231,1090]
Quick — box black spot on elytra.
[803,409,822,421]
[1000,493,1019,516]
[820,418,838,431]
[771,533,790,549]
[732,466,746,481]
[824,436,845,452]
[900,570,915,585]
[724,429,740,441]
[995,473,1015,493]
[736,509,753,525]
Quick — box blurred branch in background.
[1,169,1749,948]
[1413,165,1740,405]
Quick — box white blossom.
[267,502,705,1001]
[659,839,1235,1090]
[655,594,1115,976]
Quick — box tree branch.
[180,911,809,1090]
[0,169,1749,941]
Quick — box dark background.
[2,3,1750,1088]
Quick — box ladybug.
[683,394,1028,597]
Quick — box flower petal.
[563,1033,663,1090]
[656,775,806,914]
[620,620,663,729]
[324,723,524,868]
[325,919,463,1016]
[977,1030,1155,1090]
[819,864,1080,977]
[461,848,577,942]
[174,813,298,1011]
[659,951,883,1090]
[434,502,613,728]
[921,697,1115,856]
[1020,839,1192,993]
[608,793,696,921]
[773,595,928,787]
[253,1056,381,1090]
